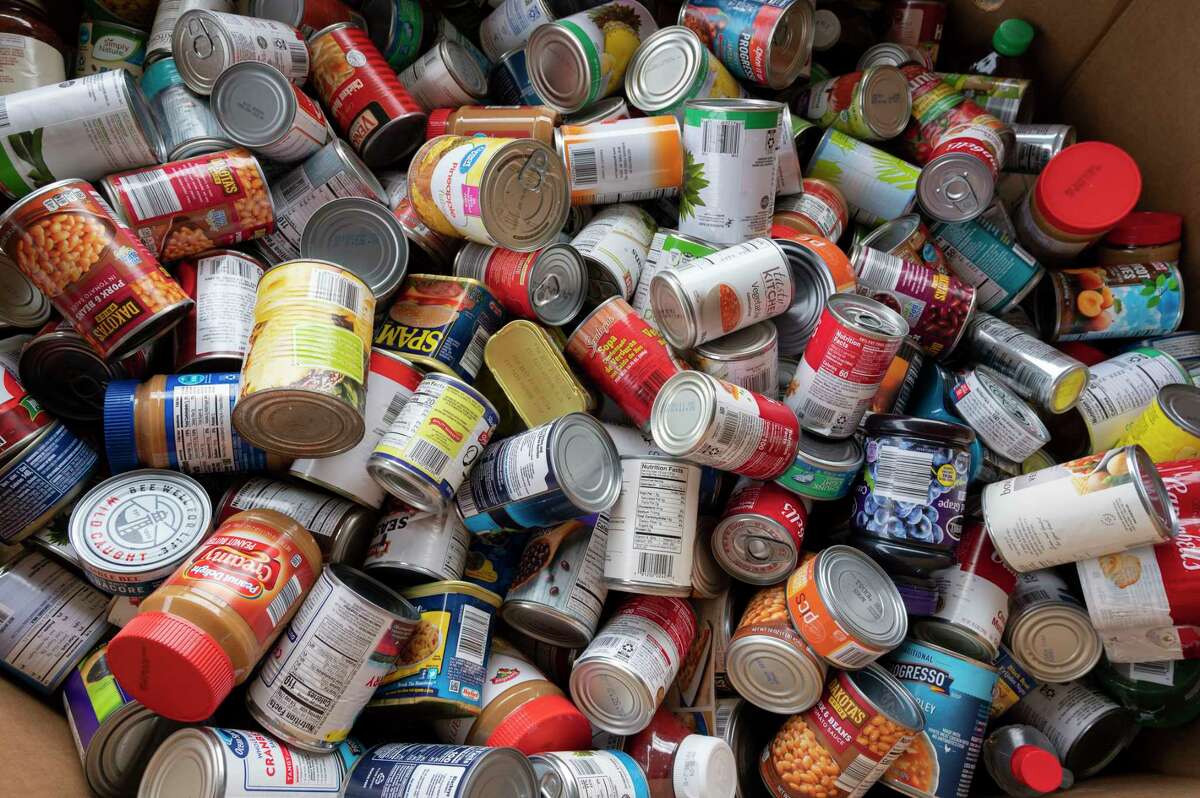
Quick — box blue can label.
[0,422,97,543]
[345,743,494,798]
[463,531,528,596]
[163,374,272,473]
[930,218,1044,314]
[990,644,1038,719]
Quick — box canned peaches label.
[1047,263,1184,341]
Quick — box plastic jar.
[426,105,560,146]
[0,0,66,95]
[140,57,231,160]
[1097,211,1183,266]
[1014,141,1142,262]
[105,509,322,722]
[624,707,737,798]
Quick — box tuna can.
[299,197,409,303]
[244,0,365,38]
[679,0,814,88]
[786,545,909,669]
[1007,123,1076,174]
[775,431,864,501]
[1009,681,1138,779]
[623,25,745,117]
[965,312,1090,414]
[479,0,554,62]
[531,750,649,798]
[650,237,794,350]
[631,228,718,328]
[688,321,779,398]
[881,639,998,798]
[0,364,51,465]
[502,519,609,648]
[713,478,809,585]
[173,250,265,372]
[984,445,1177,571]
[209,61,330,164]
[234,259,375,458]
[399,39,488,112]
[569,594,696,734]
[369,580,501,717]
[856,213,949,277]
[726,584,827,713]
[289,349,424,508]
[248,564,419,751]
[485,320,593,429]
[678,99,784,245]
[651,370,800,480]
[364,502,471,584]
[947,366,1050,462]
[1116,384,1200,461]
[0,179,191,359]
[772,178,850,242]
[489,47,544,106]
[308,22,427,166]
[0,549,109,691]
[783,293,909,439]
[75,20,147,79]
[600,456,701,596]
[773,235,840,355]
[1035,262,1184,342]
[454,242,586,327]
[797,66,912,141]
[989,644,1038,719]
[1004,569,1102,683]
[362,0,426,70]
[369,373,500,513]
[557,116,683,206]
[344,742,537,798]
[570,203,657,302]
[0,422,98,545]
[926,521,1016,662]
[927,217,1043,314]
[173,9,309,94]
[806,127,920,225]
[147,1,234,64]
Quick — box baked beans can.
[881,639,998,798]
[806,127,920,226]
[631,228,718,328]
[479,0,554,63]
[242,0,365,38]
[678,99,784,245]
[308,22,427,166]
[364,501,471,584]
[75,21,148,79]
[531,750,649,798]
[623,24,746,117]
[783,293,909,440]
[248,564,419,751]
[1035,262,1184,342]
[726,584,827,714]
[885,0,945,65]
[1004,569,1102,683]
[570,203,658,303]
[797,66,912,141]
[1072,347,1192,455]
[1115,385,1200,461]
[688,321,779,398]
[172,250,265,372]
[775,431,864,502]
[344,743,536,798]
[651,370,800,480]
[772,178,850,242]
[485,320,594,429]
[1009,681,1138,779]
[1007,122,1077,174]
[679,0,814,89]
[101,148,275,262]
[173,10,309,94]
[210,61,330,164]
[569,594,696,734]
[565,297,682,431]
[713,478,809,585]
[299,196,410,303]
[374,275,505,381]
[453,241,587,327]
[965,312,1090,415]
[600,456,701,596]
[0,364,51,465]
[398,40,489,111]
[760,666,926,798]
[502,519,610,648]
[926,521,1016,662]
[558,116,684,206]
[362,0,426,70]
[0,179,192,360]
[947,366,1050,463]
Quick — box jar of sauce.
[1097,211,1183,266]
[624,707,738,798]
[0,0,66,95]
[106,509,322,722]
[426,105,560,146]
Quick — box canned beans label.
[786,555,883,669]
[561,117,683,205]
[507,520,608,637]
[731,585,814,661]
[855,248,974,356]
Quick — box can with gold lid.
[485,320,594,430]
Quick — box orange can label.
[786,553,885,669]
[560,116,683,206]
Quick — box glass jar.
[140,57,232,160]
[624,706,737,798]
[0,0,66,95]
[1098,211,1183,266]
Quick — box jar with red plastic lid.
[1014,141,1142,263]
[1098,211,1183,266]
[624,706,738,798]
[0,0,67,95]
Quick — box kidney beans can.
[209,60,330,164]
[364,502,471,584]
[173,250,265,372]
[713,478,810,585]
[1004,569,1102,683]
[0,421,98,545]
[173,9,309,94]
[1009,681,1137,779]
[1036,262,1184,342]
[344,742,536,798]
[726,584,827,714]
[924,522,1015,662]
[776,431,864,502]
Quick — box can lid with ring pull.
[519,150,549,192]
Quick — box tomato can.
[772,178,850,242]
[398,40,489,111]
[364,501,471,584]
[688,321,779,398]
[726,584,826,714]
[210,61,330,164]
[775,431,864,501]
[173,9,309,94]
[679,0,813,89]
[806,127,920,225]
[624,24,745,117]
[947,366,1050,463]
[485,320,594,429]
[344,743,536,798]
[571,203,658,303]
[1009,681,1138,779]
[1035,262,1184,342]
[454,242,586,327]
[857,213,949,278]
[797,66,912,141]
[1115,385,1200,461]
[558,116,683,206]
[712,478,808,585]
[1004,569,1102,683]
[173,250,265,372]
[926,521,1016,662]
[632,228,718,329]
[965,311,1090,415]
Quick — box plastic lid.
[1103,211,1183,246]
[674,734,738,798]
[485,693,592,755]
[102,379,141,473]
[1011,744,1063,793]
[426,108,455,139]
[1034,142,1142,236]
[106,612,236,723]
[993,19,1035,56]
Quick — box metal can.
[531,750,649,798]
[564,96,630,126]
[772,178,850,242]
[600,456,701,596]
[678,99,784,245]
[399,39,488,113]
[1007,123,1076,174]
[773,236,842,356]
[935,72,1033,125]
[343,743,536,798]
[1009,681,1138,779]
[624,24,745,117]
[947,366,1049,462]
[394,195,462,271]
[926,521,1015,661]
[570,203,658,303]
[712,478,809,585]
[558,116,683,206]
[726,584,827,714]
[632,228,718,327]
[688,321,779,398]
[142,58,235,160]
[854,214,946,277]
[362,0,426,70]
[679,0,813,88]
[926,217,1043,313]
[783,293,909,439]
[0,180,191,360]
[569,594,696,734]
[0,364,51,465]
[691,524,730,599]
[715,697,772,798]
[244,0,365,38]
[210,61,330,164]
[1004,569,1102,683]
[0,256,52,330]
[173,10,308,94]
[234,259,375,458]
[1116,384,1200,461]
[989,644,1038,719]
[885,0,945,64]
[965,311,1090,414]
[75,20,147,79]
[775,431,864,501]
[502,519,609,648]
[786,546,909,669]
[479,0,555,62]
[308,22,426,166]
[173,251,265,372]
[489,47,544,106]
[1035,262,1184,342]
[485,320,593,429]
[806,127,920,225]
[364,502,471,584]
[299,197,410,304]
[248,564,419,751]
[797,66,912,141]
[147,1,233,63]
[454,242,586,327]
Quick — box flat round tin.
[210,61,299,148]
[300,196,410,302]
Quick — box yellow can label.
[430,137,512,245]
[1117,395,1200,462]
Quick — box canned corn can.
[713,478,809,584]
[726,584,826,714]
[173,250,265,372]
[623,24,745,117]
[806,127,920,226]
[558,116,683,206]
[364,502,471,584]
[679,0,814,89]
[1035,262,1184,342]
[1115,385,1200,461]
[75,21,148,79]
[173,10,309,95]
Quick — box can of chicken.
[712,478,810,585]
[364,502,472,584]
[726,584,827,714]
[172,250,265,372]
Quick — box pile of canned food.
[1,0,1198,796]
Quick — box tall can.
[966,312,1089,415]
[1009,681,1138,779]
[172,10,309,94]
[1035,262,1184,342]
[679,0,814,89]
[398,40,489,111]
[210,61,330,164]
[173,251,265,372]
[807,127,921,226]
[479,0,556,62]
[926,521,1016,662]
[570,203,657,303]
[623,25,745,118]
[557,116,683,206]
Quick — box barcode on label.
[874,445,934,505]
[407,439,450,475]
[455,485,478,519]
[714,702,733,736]
[0,98,10,129]
[836,754,881,793]
[118,171,184,221]
[569,146,599,186]
[0,602,11,627]
[454,604,491,666]
[715,409,743,449]
[701,119,742,156]
[308,269,363,313]
[266,575,303,626]
[637,552,674,579]
[1015,589,1051,605]
[802,399,836,427]
[204,255,261,282]
[569,756,603,777]
[288,42,309,75]
[632,369,669,406]
[459,326,489,378]
[834,642,875,668]
[1130,660,1174,686]
[279,170,311,206]
[381,392,409,427]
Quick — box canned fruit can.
[364,502,471,584]
[965,312,1089,414]
[173,10,309,95]
[1036,262,1183,342]
[0,364,51,464]
[713,478,809,585]
[173,251,265,372]
[484,320,593,429]
[948,367,1049,463]
[571,203,657,303]
[1073,347,1192,455]
[631,228,718,328]
[772,178,850,242]
[928,217,1044,314]
[783,293,909,440]
[806,128,920,226]
[559,116,683,206]
[344,742,536,798]
[454,242,586,327]
[0,422,98,545]
[1010,681,1137,779]
[479,0,554,62]
[75,21,147,79]
[624,24,745,117]
[689,321,779,398]
[929,522,1016,661]
[1004,569,1102,684]
[210,61,330,164]
[798,66,912,141]
[680,0,814,88]
[678,99,783,245]
[726,584,826,714]
[1115,385,1200,461]
[776,432,864,502]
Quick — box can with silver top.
[364,502,471,585]
[1007,123,1077,174]
[173,9,309,94]
[623,25,745,117]
[147,0,233,64]
[531,750,649,798]
[631,228,717,328]
[570,203,657,303]
[1004,569,1102,683]
[1009,681,1138,780]
[398,39,489,111]
[725,584,827,714]
[563,96,630,125]
[775,431,864,501]
[299,197,409,303]
[210,60,330,164]
[772,236,838,356]
[453,241,587,327]
[966,312,1090,414]
[140,57,233,161]
[688,321,779,398]
[712,478,810,585]
[948,365,1051,463]
[796,65,912,141]
[0,257,52,330]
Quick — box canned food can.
[489,47,544,106]
[289,349,424,508]
[435,19,491,81]
[1007,123,1076,174]
[173,251,265,372]
[989,644,1038,719]
[1125,331,1200,365]
[343,743,536,798]
[565,96,631,125]
[0,256,52,329]
[248,564,419,751]
[462,531,527,598]
[1010,681,1138,779]
[210,61,330,164]
[936,73,1033,125]
[726,585,827,714]
[678,99,784,245]
[631,228,718,328]
[712,478,809,585]
[806,127,920,225]
[173,10,309,94]
[1035,262,1184,342]
[399,39,488,111]
[965,312,1090,414]
[927,521,1016,662]
[691,524,730,599]
[502,519,609,648]
[1004,569,1102,683]
[797,66,912,141]
[885,0,944,64]
[485,320,593,429]
[234,259,375,458]
[531,750,649,798]
[679,0,814,88]
[454,242,585,327]
[569,594,696,734]
[624,25,745,117]
[688,321,779,398]
[362,0,426,70]
[558,116,683,206]
[299,197,410,303]
[0,364,51,465]
[142,58,237,161]
[571,203,658,302]
[244,0,365,38]
[147,1,231,62]
[871,339,926,416]
[75,21,148,79]
[308,22,427,166]
[775,431,864,501]
[947,366,1049,462]
[394,196,462,271]
[1115,385,1200,461]
[927,217,1043,313]
[856,214,949,277]
[600,456,701,596]
[773,236,842,355]
[364,502,471,584]
[479,0,555,62]
[715,697,771,798]
[772,178,850,242]
[783,293,909,439]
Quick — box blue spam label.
[929,218,1044,314]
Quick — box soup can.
[557,116,683,206]
[0,422,98,545]
[678,0,813,88]
[479,0,554,62]
[485,320,593,429]
[713,478,809,585]
[926,521,1016,662]
[1009,681,1138,779]
[688,321,779,398]
[75,20,147,79]
[928,217,1044,314]
[623,25,745,117]
[1004,569,1102,683]
[772,178,850,242]
[364,502,471,585]
[1035,262,1184,342]
[806,127,920,225]
[947,366,1050,463]
[775,431,864,502]
[454,241,587,327]
[173,250,265,372]
[398,39,489,111]
[796,66,912,141]
[965,312,1090,415]
[209,61,330,164]
[344,743,537,798]
[234,259,375,458]
[173,10,309,94]
[632,228,718,326]
[531,750,649,798]
[1116,384,1200,461]
[570,203,658,303]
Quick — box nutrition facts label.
[602,459,699,587]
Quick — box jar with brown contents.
[0,0,66,95]
[426,105,561,146]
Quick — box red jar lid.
[1034,142,1142,236]
[1010,744,1063,793]
[485,693,593,755]
[1104,211,1183,247]
[426,108,454,139]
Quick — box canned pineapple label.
[558,2,655,107]
[431,139,508,244]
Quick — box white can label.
[148,0,232,56]
[570,204,657,301]
[364,507,471,581]
[1099,626,1194,663]
[213,728,345,796]
[1076,349,1189,452]
[579,612,684,710]
[0,33,66,94]
[194,254,262,357]
[932,566,1007,652]
[505,521,608,639]
[230,479,353,538]
[202,12,309,83]
[602,458,700,590]
[479,0,552,61]
[541,751,646,797]
[1008,569,1083,615]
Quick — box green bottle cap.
[993,19,1035,57]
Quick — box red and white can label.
[697,380,798,480]
[577,595,696,702]
[0,366,49,461]
[456,243,540,320]
[932,521,1016,654]
[722,478,809,548]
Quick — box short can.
[75,20,147,79]
[713,478,810,585]
[147,1,234,64]
[759,666,926,798]
[570,203,657,303]
[1116,384,1200,461]
[399,39,488,111]
[454,241,586,326]
[927,217,1043,314]
[248,564,419,751]
[1004,569,1102,683]
[679,0,814,88]
[234,259,375,458]
[624,24,745,117]
[173,250,266,372]
[531,750,649,798]
[678,99,785,245]
[775,431,864,502]
[965,311,1090,414]
[772,235,845,355]
[502,519,609,648]
[299,196,410,304]
[806,127,920,225]
[772,178,850,242]
[0,179,191,360]
[797,66,912,141]
[343,743,537,798]
[631,228,718,327]
[783,293,909,439]
[172,9,309,94]
[1009,681,1138,779]
[1071,347,1191,456]
[947,366,1049,462]
[651,370,800,480]
[1035,262,1184,342]
[0,421,98,545]
[0,363,52,465]
[558,116,683,206]
[1007,122,1076,174]
[925,521,1016,662]
[484,320,593,429]
[210,60,330,163]
[364,502,472,584]
[688,321,779,398]
[856,213,950,277]
[726,584,827,714]
[600,456,701,596]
